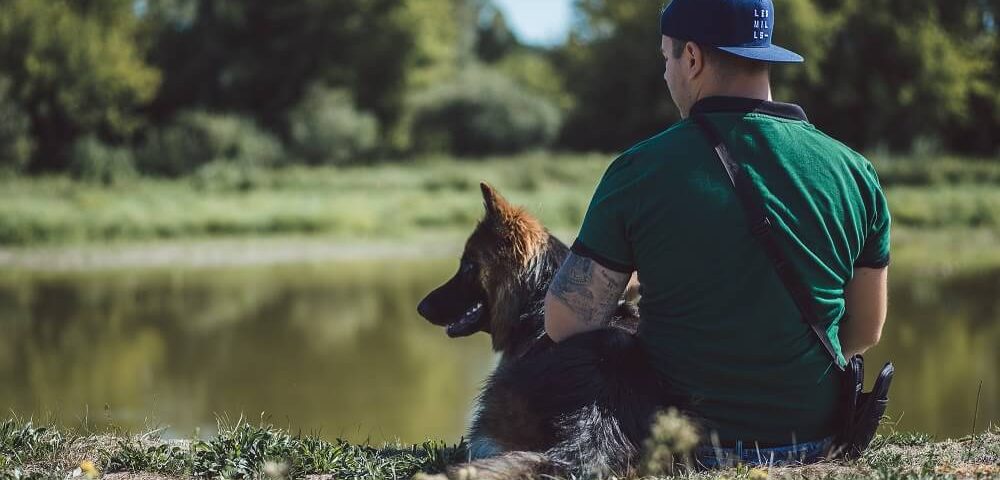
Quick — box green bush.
[136,111,283,177]
[190,161,265,192]
[408,68,562,156]
[872,157,1000,187]
[68,136,136,184]
[286,87,379,165]
[0,2,160,170]
[0,78,33,174]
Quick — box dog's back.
[472,328,664,477]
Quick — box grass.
[0,153,606,246]
[1,153,998,247]
[1,416,466,479]
[1,417,997,479]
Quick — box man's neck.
[706,72,772,100]
[685,76,773,117]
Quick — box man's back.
[572,97,891,444]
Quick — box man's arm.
[840,266,888,357]
[544,253,632,343]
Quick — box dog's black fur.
[417,184,673,479]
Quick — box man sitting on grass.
[544,0,890,466]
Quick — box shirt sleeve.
[855,163,891,269]
[572,155,637,273]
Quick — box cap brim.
[716,44,804,63]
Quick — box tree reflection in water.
[0,260,996,442]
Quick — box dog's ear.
[478,181,547,264]
[480,182,512,220]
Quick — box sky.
[491,0,574,46]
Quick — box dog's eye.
[459,260,476,274]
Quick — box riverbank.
[2,418,997,479]
[2,154,1000,248]
[1,226,998,274]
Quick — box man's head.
[659,0,803,117]
[661,37,770,118]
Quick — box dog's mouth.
[446,302,486,338]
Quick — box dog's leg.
[415,451,555,480]
[450,451,553,480]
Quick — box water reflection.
[0,260,996,442]
[0,261,494,443]
[867,266,1000,437]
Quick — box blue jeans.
[694,436,834,468]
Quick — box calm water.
[0,258,996,443]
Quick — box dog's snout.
[417,297,433,319]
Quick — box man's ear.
[687,41,705,79]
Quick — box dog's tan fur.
[465,184,550,351]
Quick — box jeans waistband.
[695,436,834,468]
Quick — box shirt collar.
[689,96,809,122]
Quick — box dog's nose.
[417,298,433,319]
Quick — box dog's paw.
[413,465,480,480]
[453,465,481,480]
[412,473,448,480]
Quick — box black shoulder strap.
[691,114,843,370]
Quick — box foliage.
[0,154,997,246]
[0,0,995,170]
[146,0,414,134]
[68,136,136,185]
[189,161,266,193]
[0,153,602,245]
[408,68,562,156]
[0,420,65,468]
[556,0,679,152]
[803,0,994,153]
[0,417,466,479]
[183,418,465,478]
[136,111,283,177]
[0,0,160,170]
[102,418,466,478]
[475,2,519,63]
[401,0,468,91]
[497,52,575,111]
[1,417,998,479]
[641,408,700,476]
[560,0,1000,155]
[287,87,379,166]
[873,156,1000,187]
[103,439,189,475]
[0,77,32,174]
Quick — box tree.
[0,76,33,173]
[408,67,562,156]
[0,0,160,170]
[475,2,519,63]
[557,0,1000,155]
[557,0,678,152]
[805,0,991,152]
[147,0,414,138]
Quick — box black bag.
[691,114,894,458]
[837,355,895,458]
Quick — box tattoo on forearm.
[549,253,630,326]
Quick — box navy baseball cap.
[660,0,804,63]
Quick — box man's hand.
[544,253,632,343]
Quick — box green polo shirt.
[573,96,891,445]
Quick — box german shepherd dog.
[417,183,670,479]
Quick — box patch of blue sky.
[492,0,574,46]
